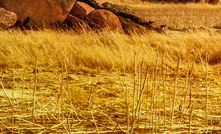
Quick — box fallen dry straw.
[1,19,221,133]
[0,52,221,133]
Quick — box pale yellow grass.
[0,29,221,74]
[1,2,221,133]
[129,3,221,28]
[0,28,221,133]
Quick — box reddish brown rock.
[85,9,121,29]
[118,16,147,34]
[75,0,103,9]
[209,0,219,4]
[63,15,88,31]
[0,7,17,29]
[77,2,95,15]
[1,0,76,27]
[69,2,86,20]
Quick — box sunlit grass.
[1,1,221,133]
[1,29,221,74]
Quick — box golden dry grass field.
[1,1,221,134]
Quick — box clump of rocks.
[0,0,165,34]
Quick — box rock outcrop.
[69,2,86,20]
[0,7,17,29]
[1,0,165,33]
[101,2,150,26]
[77,1,95,15]
[86,9,121,29]
[76,0,103,9]
[101,2,165,33]
[1,0,76,27]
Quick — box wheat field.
[1,1,221,134]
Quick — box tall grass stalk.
[121,54,129,129]
[32,60,38,122]
[206,52,209,125]
[137,67,141,103]
[145,64,150,132]
[61,61,64,121]
[133,51,137,119]
[152,56,158,133]
[138,67,141,105]
[187,62,195,109]
[171,56,180,128]
[88,82,93,108]
[52,66,61,121]
[162,53,166,127]
[138,59,144,124]
[169,68,172,127]
[64,60,71,99]
[137,66,141,126]
[180,56,190,124]
[22,68,25,105]
[12,70,14,133]
[1,72,13,106]
[130,65,149,134]
[188,104,194,134]
[145,77,149,132]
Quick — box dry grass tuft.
[1,29,221,72]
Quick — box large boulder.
[69,2,86,20]
[1,0,76,27]
[0,7,17,29]
[85,9,121,29]
[77,2,95,15]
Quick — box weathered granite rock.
[1,0,76,27]
[101,2,151,27]
[102,2,165,33]
[86,9,121,29]
[102,2,137,16]
[77,1,95,15]
[69,2,86,20]
[0,7,17,29]
[76,0,103,9]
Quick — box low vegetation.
[1,2,221,134]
